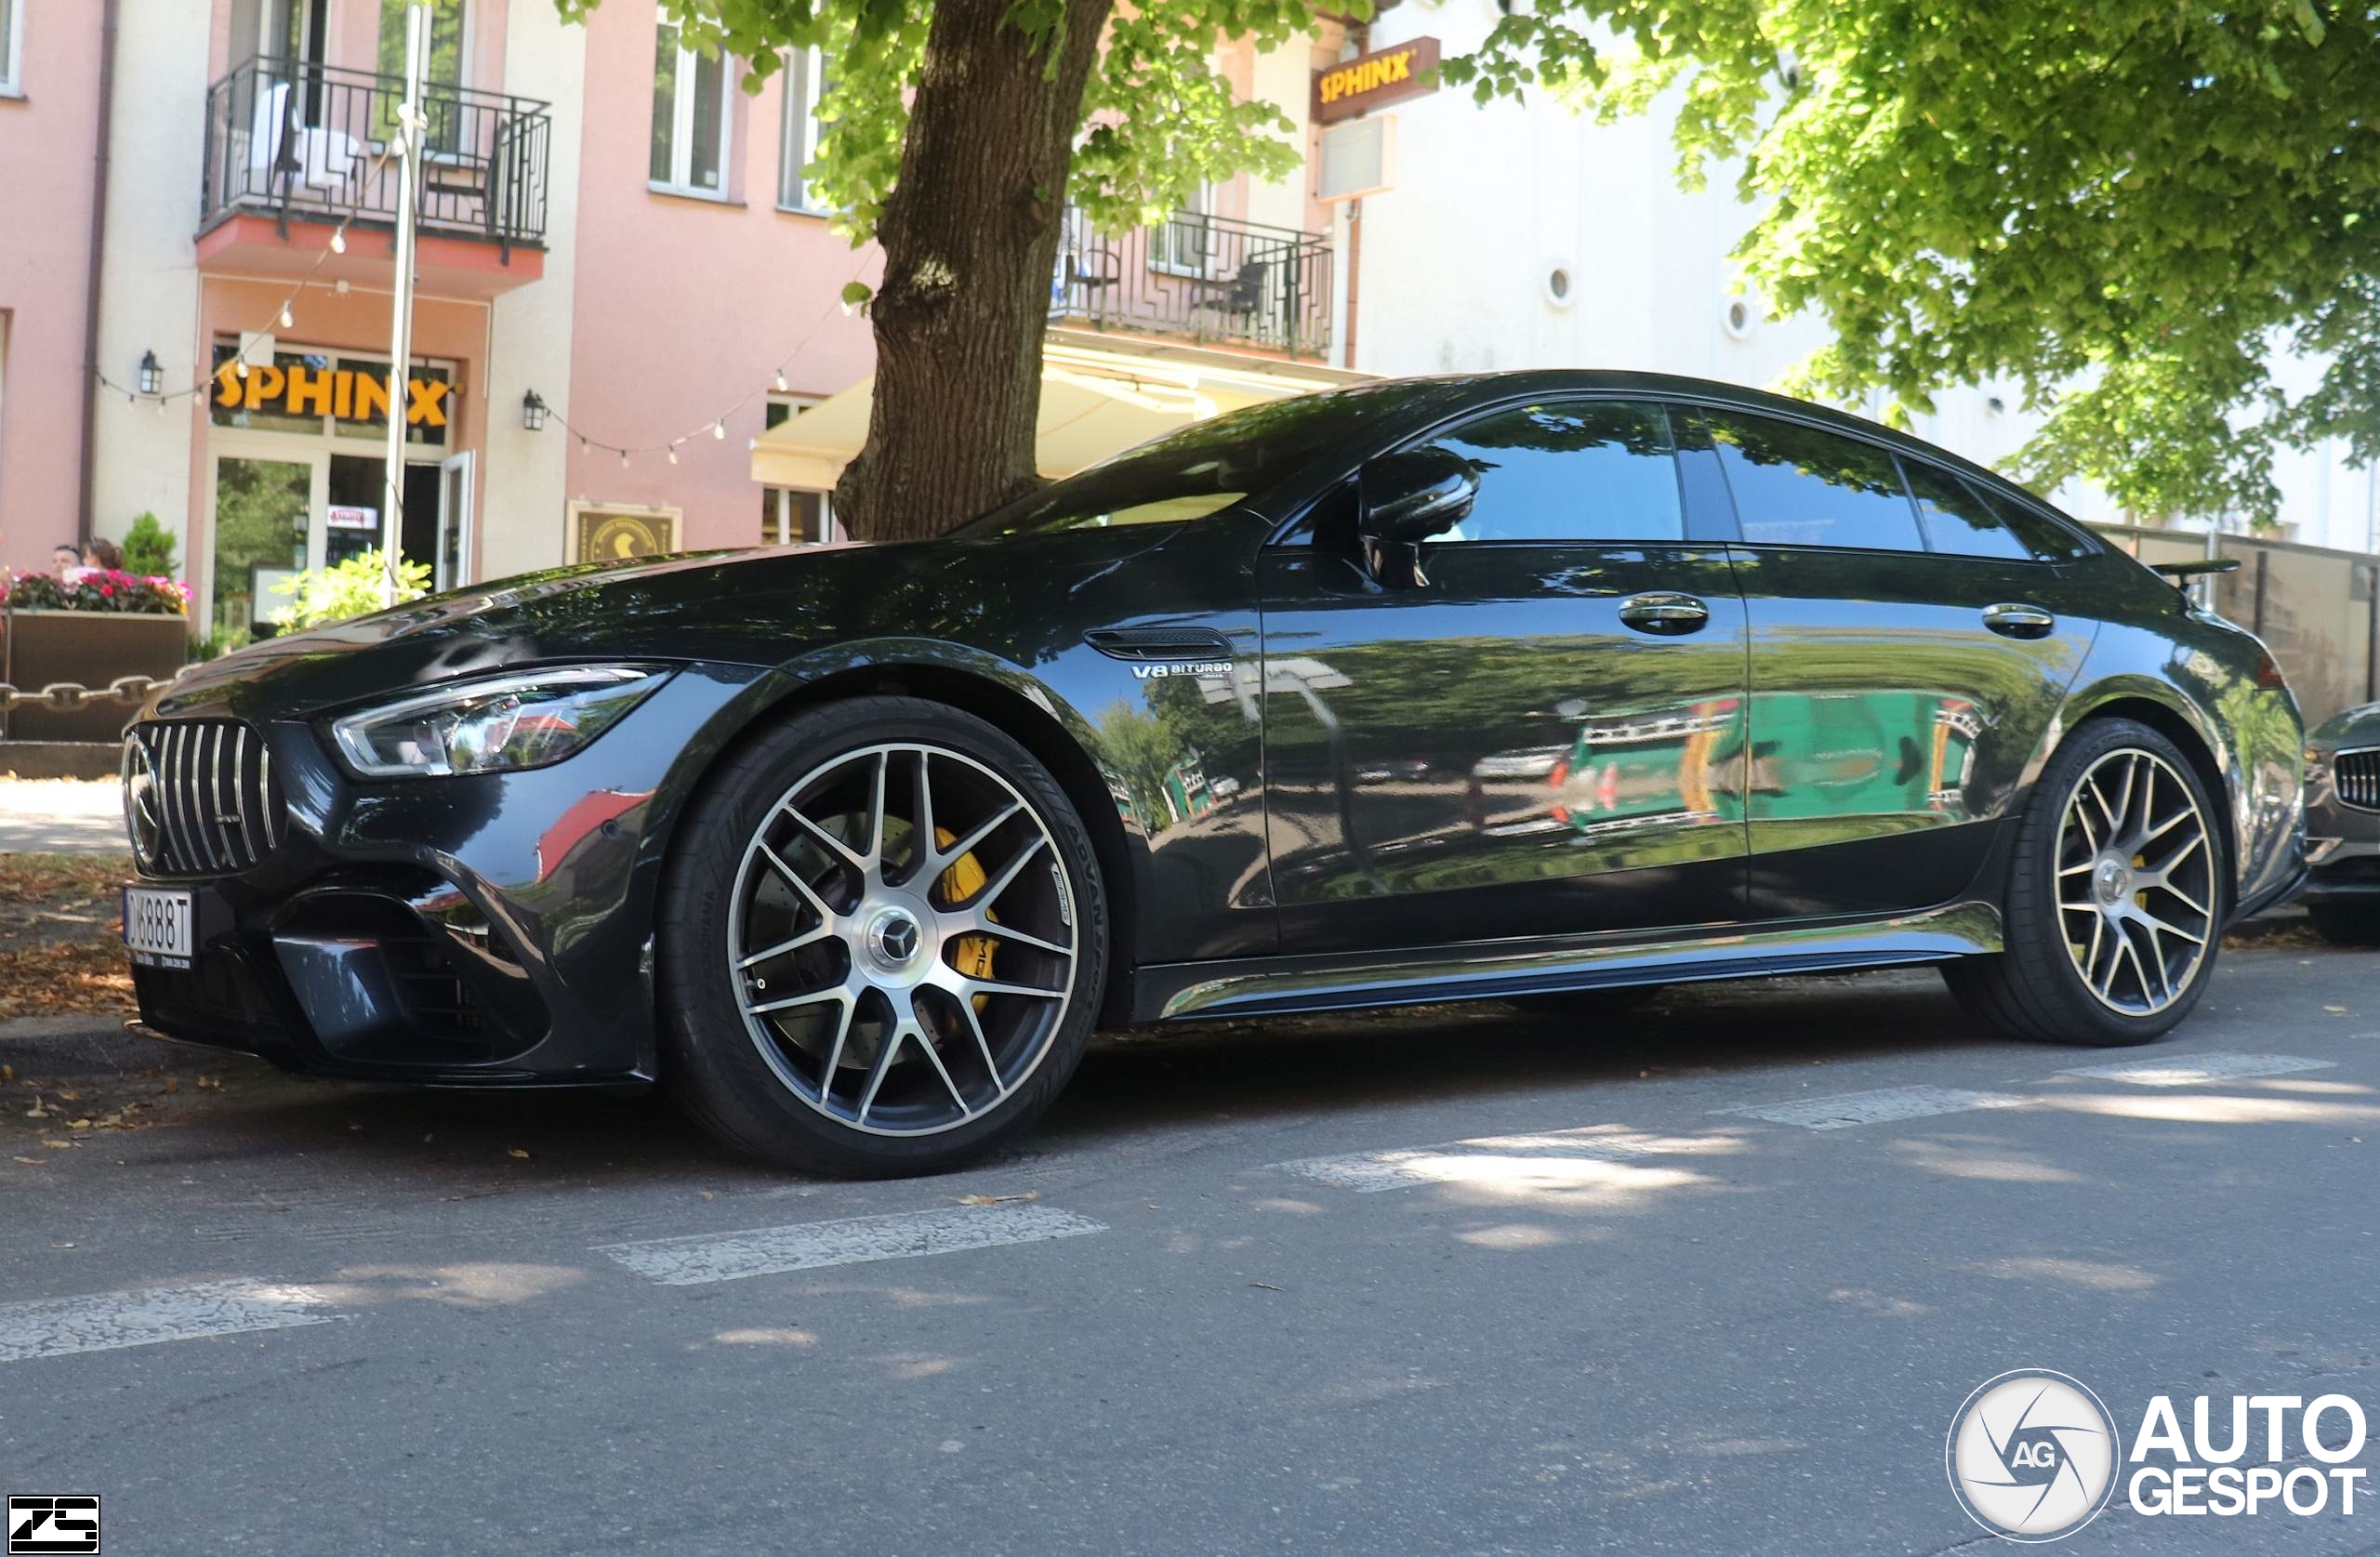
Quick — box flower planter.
[1,609,191,744]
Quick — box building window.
[376,0,468,147]
[1147,183,1215,276]
[0,0,23,96]
[762,487,830,545]
[777,46,831,212]
[651,17,732,197]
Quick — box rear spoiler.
[2149,557,2241,589]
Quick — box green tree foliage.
[561,0,1307,257]
[119,513,178,578]
[1443,0,2380,524]
[270,552,431,630]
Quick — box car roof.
[1355,367,2065,524]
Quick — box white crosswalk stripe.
[2056,1051,2335,1087]
[593,1203,1108,1287]
[1713,1084,2031,1131]
[1273,1127,1744,1192]
[0,1279,343,1365]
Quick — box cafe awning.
[750,334,1367,493]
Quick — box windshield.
[957,379,1460,537]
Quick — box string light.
[92,146,396,409]
[520,255,875,463]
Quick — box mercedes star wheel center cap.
[866,907,923,970]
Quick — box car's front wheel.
[659,696,1108,1176]
[1946,718,2225,1046]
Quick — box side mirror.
[1360,448,1478,587]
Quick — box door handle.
[1619,592,1711,635]
[1982,602,2056,638]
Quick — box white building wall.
[89,0,212,561]
[476,3,583,581]
[1352,0,2373,549]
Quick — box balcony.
[1052,206,1333,359]
[198,58,551,297]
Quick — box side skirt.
[1132,901,2004,1023]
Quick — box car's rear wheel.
[1945,718,2223,1046]
[659,696,1107,1176]
[2306,902,2380,946]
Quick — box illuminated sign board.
[1314,37,1440,125]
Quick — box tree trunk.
[833,0,1115,542]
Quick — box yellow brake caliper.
[935,826,997,1009]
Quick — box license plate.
[122,886,194,967]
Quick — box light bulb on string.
[330,229,346,255]
[619,449,629,468]
[280,304,295,330]
[774,369,787,392]
[236,360,250,378]
[668,446,679,465]
[580,438,590,455]
[712,421,726,441]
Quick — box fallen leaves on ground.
[0,940,134,1020]
[0,853,129,914]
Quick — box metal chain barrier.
[0,675,170,715]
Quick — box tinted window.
[1705,411,1923,551]
[1967,480,2096,561]
[1392,400,1683,544]
[1901,459,2034,560]
[960,379,1465,537]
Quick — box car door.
[1260,397,1751,956]
[1689,405,2100,918]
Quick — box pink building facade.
[0,0,110,570]
[11,0,1345,641]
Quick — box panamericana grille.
[126,719,284,877]
[2335,749,2380,813]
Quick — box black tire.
[2307,902,2380,947]
[1944,717,2225,1047]
[658,695,1109,1176]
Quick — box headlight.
[329,666,668,778]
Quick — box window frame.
[1146,182,1217,279]
[650,17,734,202]
[776,46,829,214]
[0,0,25,98]
[1372,396,1693,548]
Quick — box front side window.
[1385,400,1685,545]
[1704,409,1923,551]
[651,19,731,195]
[777,46,830,211]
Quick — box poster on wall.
[566,505,681,565]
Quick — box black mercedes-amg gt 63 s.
[119,371,2307,1175]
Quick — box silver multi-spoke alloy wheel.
[726,741,1079,1137]
[2055,746,2215,1016]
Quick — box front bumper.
[124,663,764,1086]
[2302,768,2380,904]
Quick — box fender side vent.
[1083,627,1234,662]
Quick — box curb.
[0,1016,250,1080]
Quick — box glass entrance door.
[209,455,311,639]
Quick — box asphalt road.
[3,946,2376,1555]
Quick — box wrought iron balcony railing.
[202,57,552,255]
[1052,206,1333,358]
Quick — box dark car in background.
[118,371,2306,1175]
[2303,701,2380,943]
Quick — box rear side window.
[1900,459,2035,561]
[1393,400,1685,544]
[1703,410,1923,551]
